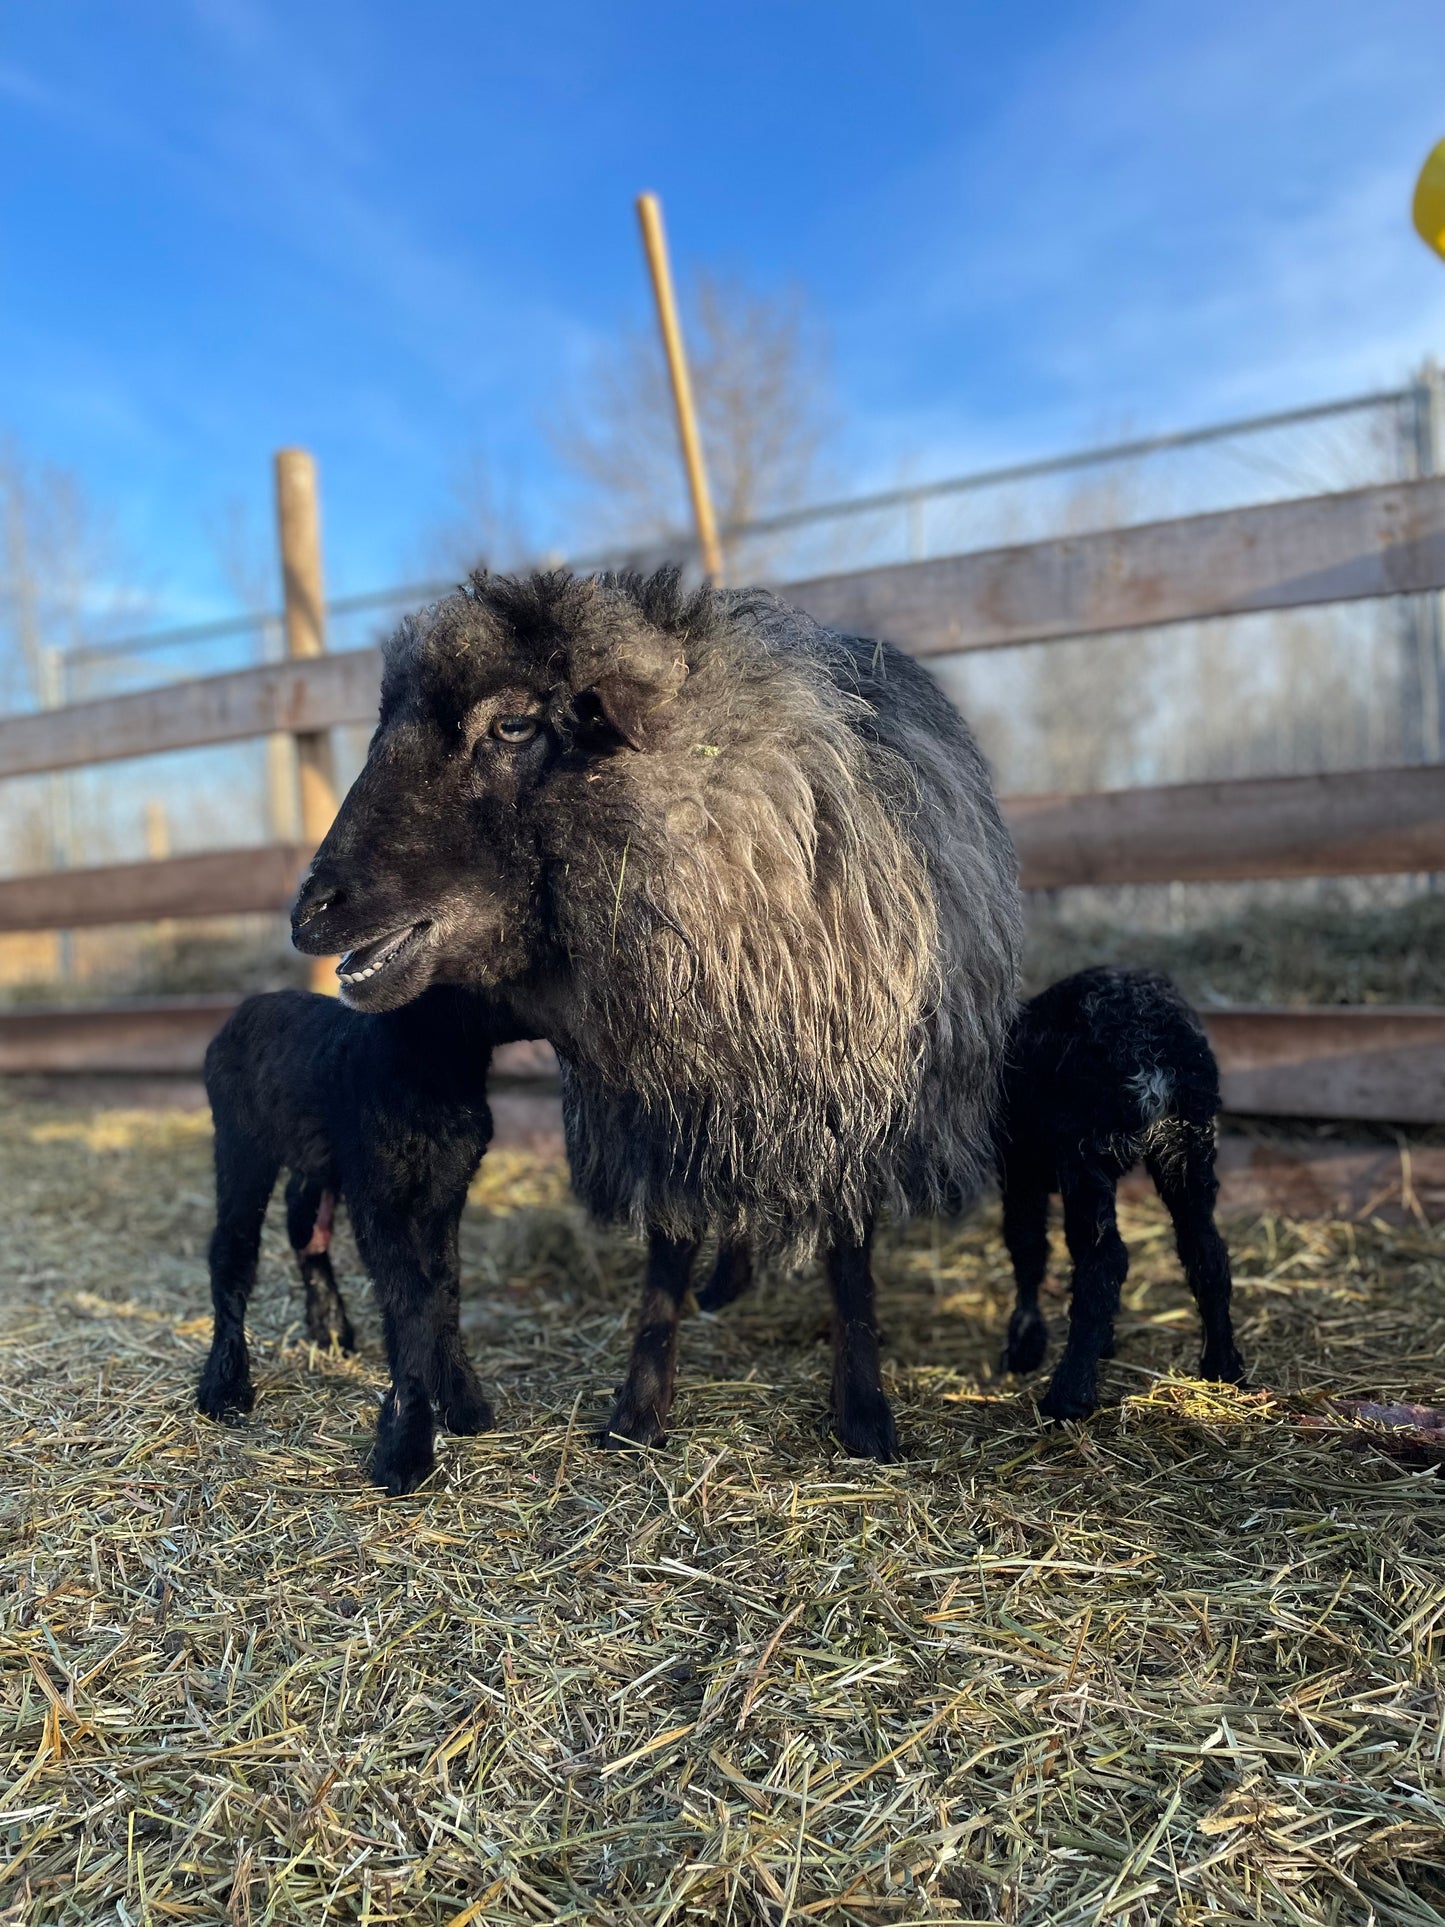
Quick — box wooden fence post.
[635,193,725,584]
[274,448,339,993]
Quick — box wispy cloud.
[827,0,1445,477]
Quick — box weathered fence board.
[0,652,382,781]
[0,765,1437,933]
[0,845,309,934]
[3,999,1442,1122]
[1009,764,1445,887]
[1208,1007,1445,1124]
[6,478,1445,781]
[0,997,241,1075]
[0,999,558,1080]
[789,476,1445,657]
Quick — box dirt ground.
[2,1085,1444,1925]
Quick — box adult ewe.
[291,568,1021,1462]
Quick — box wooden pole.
[635,192,725,584]
[273,448,339,992]
[144,798,176,953]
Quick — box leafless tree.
[208,496,276,622]
[551,272,834,561]
[421,451,535,581]
[0,443,154,868]
[0,443,143,713]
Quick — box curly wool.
[509,573,1023,1257]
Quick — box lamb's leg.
[284,1175,355,1353]
[198,1127,279,1421]
[600,1230,699,1448]
[1039,1162,1128,1422]
[828,1222,897,1462]
[416,1196,492,1436]
[1000,1166,1051,1375]
[350,1199,485,1496]
[694,1238,754,1313]
[1145,1124,1246,1386]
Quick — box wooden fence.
[3,470,1445,1121]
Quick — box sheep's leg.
[415,1197,493,1436]
[349,1200,486,1496]
[198,1128,279,1422]
[1000,1167,1051,1375]
[1145,1127,1246,1386]
[1039,1163,1128,1422]
[600,1231,700,1448]
[828,1223,898,1462]
[694,1238,754,1313]
[284,1175,355,1353]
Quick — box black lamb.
[197,985,523,1492]
[998,965,1245,1419]
[697,965,1245,1424]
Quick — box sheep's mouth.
[336,920,433,988]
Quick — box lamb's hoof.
[370,1393,437,1496]
[1037,1372,1098,1423]
[197,1351,254,1423]
[1003,1309,1048,1375]
[695,1253,751,1314]
[438,1371,493,1436]
[1201,1345,1248,1387]
[597,1391,668,1450]
[694,1275,736,1314]
[307,1312,357,1355]
[833,1391,899,1463]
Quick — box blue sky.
[3,0,1444,626]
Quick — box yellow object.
[1413,138,1445,259]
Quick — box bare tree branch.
[550,272,834,556]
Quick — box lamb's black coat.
[198,985,524,1493]
[997,966,1245,1417]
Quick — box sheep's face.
[290,576,689,1014]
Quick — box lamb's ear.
[585,649,689,751]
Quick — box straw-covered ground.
[2,1090,1443,1926]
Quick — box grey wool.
[293,568,1022,1454]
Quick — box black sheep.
[197,985,522,1493]
[998,966,1245,1419]
[290,567,1021,1467]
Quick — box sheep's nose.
[292,863,344,935]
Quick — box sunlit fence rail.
[3,458,1445,1119]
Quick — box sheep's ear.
[585,651,688,751]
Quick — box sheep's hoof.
[597,1393,668,1450]
[1200,1344,1248,1387]
[694,1254,751,1314]
[307,1307,357,1354]
[370,1393,437,1496]
[197,1350,254,1423]
[438,1371,493,1436]
[1037,1372,1098,1423]
[833,1392,898,1463]
[1002,1309,1049,1375]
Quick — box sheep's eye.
[490,715,539,746]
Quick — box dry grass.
[1024,895,1445,1010]
[2,1089,1444,1926]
